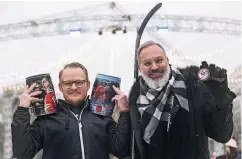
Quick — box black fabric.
[67,100,85,117]
[11,99,131,159]
[137,66,189,145]
[143,96,180,159]
[129,65,235,159]
[141,95,193,159]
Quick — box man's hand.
[19,83,42,108]
[199,61,229,101]
[112,85,129,112]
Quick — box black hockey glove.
[198,61,232,101]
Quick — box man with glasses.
[11,62,131,159]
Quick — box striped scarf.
[137,65,189,144]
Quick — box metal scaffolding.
[0,2,240,43]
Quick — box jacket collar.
[57,97,89,113]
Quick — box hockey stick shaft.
[134,3,162,81]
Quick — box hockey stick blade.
[134,3,162,81]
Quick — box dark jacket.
[11,99,131,159]
[129,66,236,159]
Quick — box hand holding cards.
[90,74,122,117]
[26,74,57,116]
[112,85,129,112]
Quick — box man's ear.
[138,64,141,71]
[166,56,169,62]
[87,80,90,91]
[137,59,141,71]
[58,83,63,93]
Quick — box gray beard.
[141,66,171,90]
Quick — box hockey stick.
[134,3,162,82]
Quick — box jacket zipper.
[79,106,86,159]
[70,105,87,159]
[167,113,171,132]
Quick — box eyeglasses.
[141,58,166,68]
[61,80,87,89]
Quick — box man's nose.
[150,62,159,70]
[70,83,78,89]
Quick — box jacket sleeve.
[107,111,131,158]
[11,107,44,159]
[201,82,236,143]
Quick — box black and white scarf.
[137,65,189,144]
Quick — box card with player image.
[90,74,121,117]
[26,74,57,116]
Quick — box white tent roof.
[0,1,241,95]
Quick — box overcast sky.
[0,1,241,94]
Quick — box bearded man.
[128,41,236,159]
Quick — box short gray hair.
[137,41,166,64]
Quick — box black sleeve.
[201,82,235,143]
[107,111,131,159]
[11,107,44,159]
